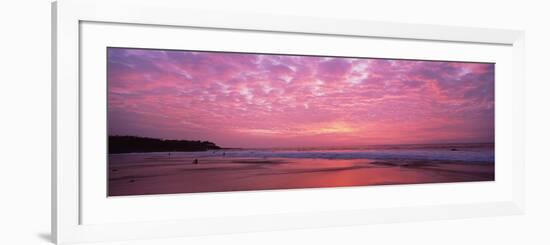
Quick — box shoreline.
[108,154,494,196]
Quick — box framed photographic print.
[52,0,525,244]
[106,47,496,196]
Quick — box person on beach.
[193,159,199,164]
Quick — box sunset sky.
[107,47,494,148]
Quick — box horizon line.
[108,135,494,149]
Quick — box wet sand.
[108,153,494,196]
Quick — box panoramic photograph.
[107,47,495,196]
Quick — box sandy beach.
[108,148,494,196]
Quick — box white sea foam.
[127,144,494,163]
[219,149,492,162]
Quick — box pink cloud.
[108,48,494,148]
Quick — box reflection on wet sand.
[108,153,494,196]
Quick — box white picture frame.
[52,0,525,244]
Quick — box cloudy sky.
[107,47,494,148]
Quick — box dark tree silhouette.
[109,136,221,154]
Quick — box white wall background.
[0,0,548,244]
